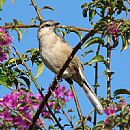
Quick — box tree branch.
[0,24,39,29]
[69,83,84,129]
[93,44,101,126]
[31,0,44,22]
[84,109,94,123]
[0,24,90,33]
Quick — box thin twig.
[39,119,48,130]
[61,25,90,32]
[0,24,39,29]
[93,44,101,126]
[62,109,74,128]
[31,0,44,22]
[84,109,94,123]
[69,83,84,129]
[5,103,31,123]
[106,36,111,100]
[0,24,91,33]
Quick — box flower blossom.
[107,22,119,36]
[0,48,7,62]
[54,85,74,102]
[104,105,117,116]
[0,85,73,129]
[0,28,12,46]
[107,21,119,42]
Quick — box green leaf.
[0,0,5,9]
[48,125,57,130]
[68,27,82,39]
[82,8,88,17]
[81,3,88,9]
[103,71,114,78]
[85,55,104,65]
[92,121,104,130]
[57,29,67,38]
[30,18,37,24]
[83,37,104,49]
[19,76,30,88]
[13,19,19,25]
[111,38,119,49]
[35,63,44,78]
[89,8,96,21]
[14,28,22,41]
[81,50,94,57]
[121,35,129,50]
[0,76,12,89]
[7,58,16,65]
[114,89,130,96]
[67,108,74,113]
[42,6,54,11]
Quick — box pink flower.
[65,90,74,99]
[104,105,117,116]
[0,86,73,129]
[104,118,109,125]
[54,86,64,98]
[36,93,43,102]
[0,28,12,46]
[54,85,74,99]
[0,109,13,121]
[121,100,127,106]
[48,101,55,108]
[107,21,119,42]
[108,22,119,36]
[0,48,7,62]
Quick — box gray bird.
[37,20,104,115]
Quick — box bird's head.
[38,20,60,34]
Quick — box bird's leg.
[65,78,73,85]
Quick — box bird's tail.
[82,80,104,115]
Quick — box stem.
[31,0,44,22]
[69,83,84,129]
[93,44,101,126]
[106,36,111,100]
[0,24,39,29]
[62,109,74,128]
[0,24,91,33]
[84,109,94,123]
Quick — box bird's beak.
[54,22,60,27]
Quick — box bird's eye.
[44,24,51,27]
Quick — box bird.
[37,20,104,115]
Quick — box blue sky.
[0,0,130,128]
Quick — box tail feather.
[82,80,104,115]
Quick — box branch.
[62,109,74,128]
[0,24,39,29]
[60,25,90,32]
[31,0,44,22]
[84,109,94,123]
[93,44,101,126]
[0,24,91,33]
[106,36,111,100]
[69,83,84,129]
[28,29,96,129]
